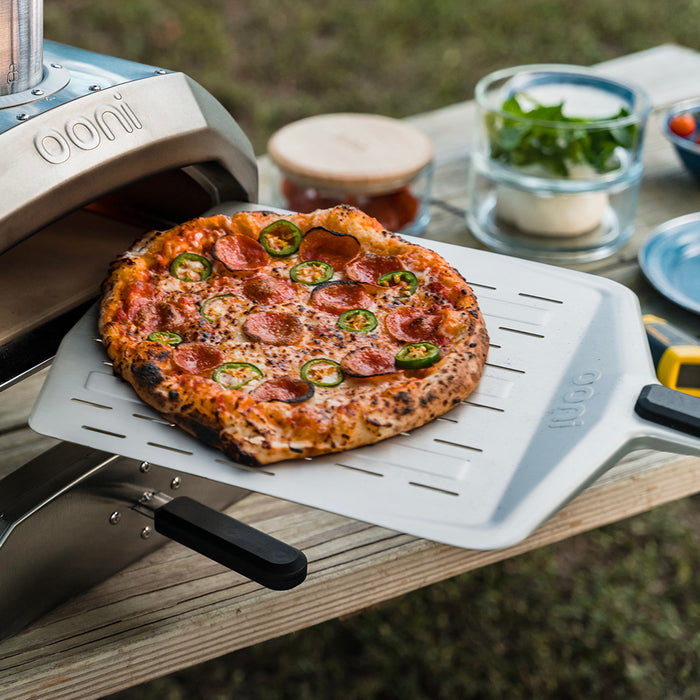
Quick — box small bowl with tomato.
[663,100,700,181]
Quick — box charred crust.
[420,391,438,407]
[168,389,179,402]
[131,361,164,391]
[179,414,221,448]
[221,442,261,468]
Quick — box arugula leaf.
[486,93,637,176]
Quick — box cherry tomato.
[669,113,697,138]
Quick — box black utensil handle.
[634,384,700,438]
[154,496,307,590]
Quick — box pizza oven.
[4,1,700,647]
[0,15,260,390]
[0,5,308,641]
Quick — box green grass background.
[42,1,700,697]
[45,0,700,154]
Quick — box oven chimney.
[0,0,43,96]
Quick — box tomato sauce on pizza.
[100,205,489,466]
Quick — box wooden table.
[1,44,700,699]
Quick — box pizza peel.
[28,237,700,550]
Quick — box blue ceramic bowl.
[662,98,700,182]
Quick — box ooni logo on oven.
[547,369,602,429]
[33,93,142,164]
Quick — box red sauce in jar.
[268,114,433,234]
[282,179,420,232]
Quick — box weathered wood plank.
[0,452,697,700]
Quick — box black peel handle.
[634,384,700,438]
[154,496,307,590]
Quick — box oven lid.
[0,41,258,256]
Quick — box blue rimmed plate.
[639,213,700,315]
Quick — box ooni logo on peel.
[547,370,602,429]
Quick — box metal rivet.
[16,113,29,121]
[139,461,151,473]
[170,477,181,490]
[154,69,167,75]
[50,63,62,69]
[31,88,43,96]
[89,84,102,92]
[140,526,152,539]
[109,511,122,525]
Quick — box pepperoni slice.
[340,347,397,377]
[132,302,158,330]
[385,307,443,342]
[298,227,361,270]
[212,234,268,272]
[249,376,314,403]
[125,282,156,314]
[133,301,178,331]
[243,311,303,345]
[173,342,224,374]
[243,276,296,305]
[134,298,197,333]
[345,254,403,285]
[309,281,372,314]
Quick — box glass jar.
[267,113,434,236]
[467,64,651,263]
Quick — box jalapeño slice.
[300,358,343,387]
[377,270,418,296]
[200,294,241,322]
[212,362,263,390]
[259,220,303,256]
[395,341,440,369]
[147,331,182,346]
[170,252,212,282]
[338,308,378,333]
[290,260,334,285]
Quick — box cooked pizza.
[99,205,489,466]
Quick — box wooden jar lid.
[267,113,434,195]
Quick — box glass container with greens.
[467,65,650,263]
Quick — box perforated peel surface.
[30,239,680,548]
